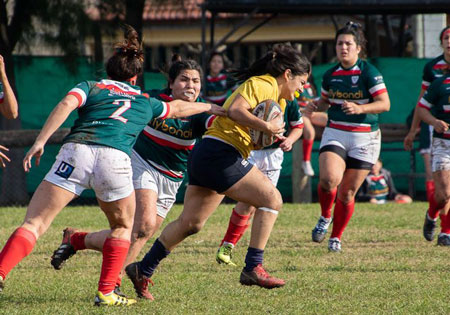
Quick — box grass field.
[0,202,449,314]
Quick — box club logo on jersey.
[329,89,363,99]
[241,159,249,167]
[55,161,75,179]
[351,76,359,84]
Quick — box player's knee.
[264,188,283,211]
[319,178,338,192]
[339,189,357,203]
[179,217,205,237]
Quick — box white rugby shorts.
[431,137,450,172]
[44,142,133,202]
[131,150,181,218]
[248,148,283,185]
[320,127,381,164]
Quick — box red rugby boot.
[239,264,285,289]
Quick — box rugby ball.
[249,99,283,148]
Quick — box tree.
[0,0,91,205]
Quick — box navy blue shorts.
[188,138,253,193]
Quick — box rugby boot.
[423,211,437,242]
[51,227,77,270]
[239,264,285,289]
[94,291,136,306]
[312,216,331,243]
[328,237,342,252]
[216,243,236,266]
[125,262,154,300]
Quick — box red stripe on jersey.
[329,122,371,132]
[159,93,173,101]
[291,123,304,129]
[371,88,387,97]
[207,74,227,82]
[143,129,195,150]
[369,175,385,181]
[67,91,83,107]
[332,70,361,76]
[417,103,431,110]
[206,115,216,128]
[421,83,429,90]
[160,103,170,120]
[96,83,140,95]
[443,133,450,139]
[444,79,450,85]
[152,165,184,178]
[433,64,450,70]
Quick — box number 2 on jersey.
[110,99,131,123]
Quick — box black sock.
[139,238,170,278]
[244,247,264,272]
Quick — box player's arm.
[342,92,390,115]
[403,88,427,151]
[167,99,226,118]
[227,94,285,135]
[0,55,18,119]
[416,106,448,134]
[279,127,303,152]
[23,94,79,172]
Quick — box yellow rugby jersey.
[205,74,286,158]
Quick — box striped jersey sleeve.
[366,65,387,97]
[149,97,170,120]
[67,81,90,108]
[286,99,303,129]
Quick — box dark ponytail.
[335,21,367,58]
[106,24,144,81]
[231,43,311,83]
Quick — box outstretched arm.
[167,99,226,119]
[23,94,79,172]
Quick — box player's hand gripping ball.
[249,99,284,148]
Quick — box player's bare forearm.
[0,72,18,119]
[35,95,79,145]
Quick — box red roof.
[87,0,242,22]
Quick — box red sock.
[115,276,122,287]
[220,208,251,246]
[302,139,314,162]
[440,212,450,234]
[98,237,130,294]
[318,184,337,219]
[330,199,355,240]
[425,180,435,201]
[0,227,36,279]
[70,232,88,251]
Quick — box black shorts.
[188,138,253,193]
[319,145,374,170]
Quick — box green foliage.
[0,202,448,314]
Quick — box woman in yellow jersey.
[125,44,311,297]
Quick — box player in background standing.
[203,52,237,106]
[296,76,328,176]
[0,26,224,306]
[416,70,450,245]
[307,21,390,252]
[0,54,19,167]
[124,44,311,300]
[215,98,304,266]
[404,26,450,244]
[50,57,217,299]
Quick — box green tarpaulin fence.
[10,56,429,202]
